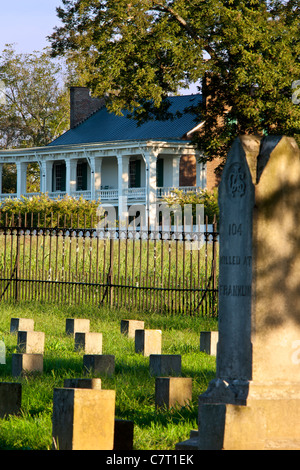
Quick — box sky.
[0,0,63,54]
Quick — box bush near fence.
[0,194,100,228]
[163,188,219,225]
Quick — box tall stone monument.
[198,135,300,450]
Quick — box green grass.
[0,301,217,450]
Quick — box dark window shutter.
[156,158,164,187]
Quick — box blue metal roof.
[48,94,202,147]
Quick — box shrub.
[163,188,219,225]
[0,193,101,228]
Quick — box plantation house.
[0,87,219,226]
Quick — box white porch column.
[196,154,206,188]
[172,155,181,188]
[16,161,28,198]
[117,154,130,225]
[90,156,102,200]
[143,149,159,230]
[40,160,53,194]
[65,158,77,195]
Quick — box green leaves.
[163,188,219,224]
[0,45,70,149]
[47,1,299,163]
[0,193,100,228]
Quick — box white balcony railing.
[96,189,119,201]
[48,191,67,199]
[0,186,201,203]
[124,187,146,200]
[0,193,17,201]
[71,190,92,200]
[156,186,201,198]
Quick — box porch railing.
[96,189,118,201]
[124,187,146,200]
[0,186,202,202]
[156,186,202,198]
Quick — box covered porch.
[0,140,206,226]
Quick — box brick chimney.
[70,86,106,128]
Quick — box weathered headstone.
[17,331,45,354]
[121,319,145,338]
[175,430,198,451]
[0,339,5,364]
[64,378,102,390]
[198,136,258,406]
[200,331,218,356]
[135,329,162,356]
[52,388,115,450]
[113,419,134,450]
[65,318,90,336]
[0,382,22,418]
[155,377,192,409]
[149,354,181,376]
[74,332,102,354]
[197,135,300,450]
[83,354,115,377]
[10,318,34,334]
[12,353,43,377]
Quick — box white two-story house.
[0,87,218,226]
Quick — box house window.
[53,162,66,192]
[129,159,141,188]
[77,161,88,191]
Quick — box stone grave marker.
[200,331,218,356]
[17,331,45,355]
[135,329,162,356]
[83,354,115,377]
[0,382,22,418]
[74,332,102,354]
[114,419,134,451]
[149,354,181,376]
[196,135,300,450]
[65,318,90,336]
[64,378,102,390]
[121,319,145,338]
[155,377,192,409]
[0,339,5,364]
[12,353,43,377]
[10,318,34,334]
[52,388,115,450]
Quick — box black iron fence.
[0,212,218,316]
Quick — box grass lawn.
[0,301,217,450]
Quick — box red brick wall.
[179,155,196,186]
[206,158,222,191]
[179,154,221,190]
[70,87,105,128]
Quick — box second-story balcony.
[0,186,201,204]
[156,186,201,198]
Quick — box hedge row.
[0,194,101,228]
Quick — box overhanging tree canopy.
[49,0,300,163]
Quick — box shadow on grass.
[117,400,198,430]
[0,354,85,382]
[43,354,84,377]
[115,359,150,377]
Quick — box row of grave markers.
[0,316,217,450]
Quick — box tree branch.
[152,1,217,60]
